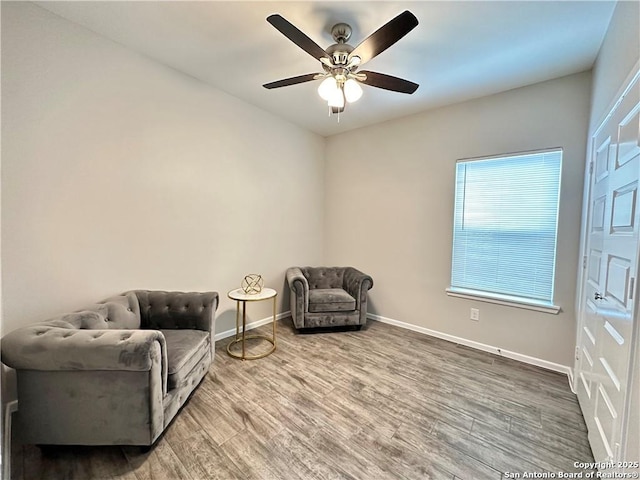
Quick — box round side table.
[227,287,277,360]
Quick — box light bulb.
[328,88,345,108]
[344,79,363,103]
[318,77,338,101]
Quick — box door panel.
[595,384,617,458]
[611,182,637,233]
[618,105,640,166]
[605,254,631,307]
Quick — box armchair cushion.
[308,288,356,313]
[301,267,344,289]
[162,329,210,390]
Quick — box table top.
[228,287,277,301]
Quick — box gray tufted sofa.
[1,290,218,447]
[286,267,373,329]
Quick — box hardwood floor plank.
[269,428,357,480]
[483,374,582,419]
[122,440,191,480]
[541,407,589,433]
[305,427,394,480]
[431,420,543,474]
[510,417,593,459]
[181,389,245,446]
[286,390,360,440]
[246,389,331,439]
[198,381,285,442]
[474,392,543,427]
[428,390,512,431]
[353,384,439,433]
[390,421,501,480]
[320,386,403,439]
[162,406,205,446]
[344,428,457,480]
[220,427,320,480]
[168,430,246,480]
[469,419,594,474]
[356,379,474,433]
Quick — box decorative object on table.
[241,273,264,294]
[286,266,373,330]
[227,287,278,360]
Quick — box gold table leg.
[235,300,240,340]
[226,294,277,360]
[241,300,246,360]
[273,294,277,349]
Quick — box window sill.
[445,287,561,314]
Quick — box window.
[447,149,562,313]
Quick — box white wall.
[589,0,640,131]
[325,72,591,367]
[1,2,325,336]
[586,0,640,465]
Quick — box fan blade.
[359,71,419,94]
[348,11,418,65]
[267,14,329,62]
[263,73,320,89]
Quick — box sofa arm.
[286,267,309,329]
[343,267,374,310]
[286,267,309,309]
[1,327,168,393]
[134,291,218,332]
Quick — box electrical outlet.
[470,308,480,321]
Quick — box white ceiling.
[36,1,616,137]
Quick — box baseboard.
[3,400,18,480]
[567,367,576,394]
[368,313,573,381]
[214,311,291,342]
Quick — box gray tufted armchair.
[286,266,373,329]
[1,290,218,447]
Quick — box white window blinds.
[450,149,562,304]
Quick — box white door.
[576,71,640,467]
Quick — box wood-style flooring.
[10,318,595,479]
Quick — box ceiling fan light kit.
[263,10,420,119]
[317,77,339,101]
[344,79,363,102]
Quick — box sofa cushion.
[161,329,210,390]
[302,267,345,290]
[56,310,109,330]
[308,288,356,313]
[81,293,141,329]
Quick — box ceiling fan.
[263,10,419,114]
